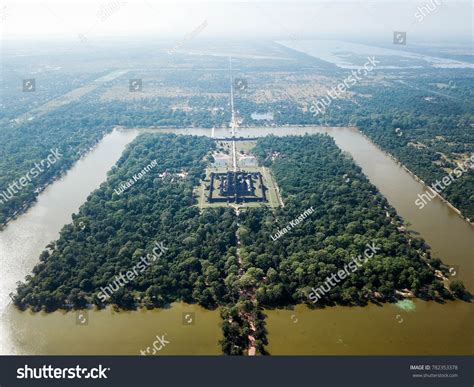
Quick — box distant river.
[0,126,472,355]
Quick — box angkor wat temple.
[208,171,267,204]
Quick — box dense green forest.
[0,39,340,227]
[295,71,474,220]
[0,94,228,226]
[13,134,240,311]
[3,43,471,224]
[5,41,471,354]
[0,110,112,226]
[230,56,474,222]
[357,115,474,220]
[238,135,460,306]
[349,77,474,220]
[13,133,466,355]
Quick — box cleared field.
[16,70,129,123]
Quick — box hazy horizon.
[1,0,472,43]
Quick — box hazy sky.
[0,0,472,42]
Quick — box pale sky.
[0,0,472,42]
